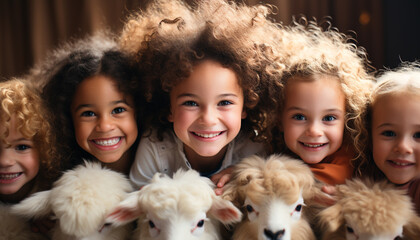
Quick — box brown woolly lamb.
[222,154,316,240]
[317,179,420,240]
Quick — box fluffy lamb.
[317,179,420,240]
[222,154,316,240]
[104,169,243,240]
[11,161,133,240]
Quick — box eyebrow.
[285,106,343,113]
[73,100,127,112]
[176,93,239,99]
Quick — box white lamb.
[222,154,316,240]
[104,169,243,240]
[11,161,134,240]
[317,179,420,240]
[0,203,47,240]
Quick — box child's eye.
[413,132,420,139]
[322,115,336,121]
[15,144,31,151]
[81,111,96,117]
[381,130,396,137]
[218,100,233,106]
[112,107,126,114]
[292,114,306,121]
[182,101,198,107]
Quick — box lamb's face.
[139,210,211,240]
[343,220,403,240]
[243,193,304,240]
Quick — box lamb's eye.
[246,204,254,213]
[197,219,204,228]
[346,226,354,234]
[295,204,302,212]
[148,220,156,228]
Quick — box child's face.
[71,75,138,164]
[0,115,39,195]
[281,75,346,164]
[168,60,246,158]
[372,94,420,184]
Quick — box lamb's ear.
[11,190,52,219]
[318,203,344,232]
[104,191,143,227]
[209,196,242,225]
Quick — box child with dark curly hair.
[39,32,146,175]
[0,79,59,204]
[120,0,285,193]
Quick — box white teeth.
[392,161,411,166]
[195,132,222,138]
[94,138,121,146]
[0,173,21,180]
[303,143,325,148]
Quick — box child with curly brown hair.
[0,79,59,204]
[38,32,147,175]
[120,0,284,192]
[271,19,374,186]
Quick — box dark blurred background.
[1,0,419,80]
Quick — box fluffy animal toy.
[222,154,316,240]
[104,169,243,240]
[12,161,133,240]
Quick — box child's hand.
[211,167,234,196]
[316,185,337,206]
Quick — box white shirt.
[129,130,266,188]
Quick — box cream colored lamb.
[104,169,242,240]
[12,161,133,240]
[317,179,420,240]
[222,154,316,240]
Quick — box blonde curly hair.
[270,18,374,173]
[119,0,292,142]
[0,79,59,189]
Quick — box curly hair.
[40,32,146,169]
[359,61,420,179]
[0,79,59,190]
[269,17,374,173]
[120,0,290,143]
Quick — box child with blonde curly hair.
[120,0,285,192]
[366,62,420,215]
[0,79,59,204]
[271,19,374,186]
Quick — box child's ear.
[241,109,247,119]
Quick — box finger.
[217,174,231,188]
[214,188,223,196]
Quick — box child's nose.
[95,116,115,132]
[0,150,15,168]
[306,121,323,137]
[200,107,217,126]
[394,136,413,154]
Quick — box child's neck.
[0,177,37,204]
[103,150,134,176]
[183,145,228,173]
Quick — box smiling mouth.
[301,142,327,148]
[389,160,414,166]
[92,137,121,146]
[192,132,224,138]
[0,173,22,180]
